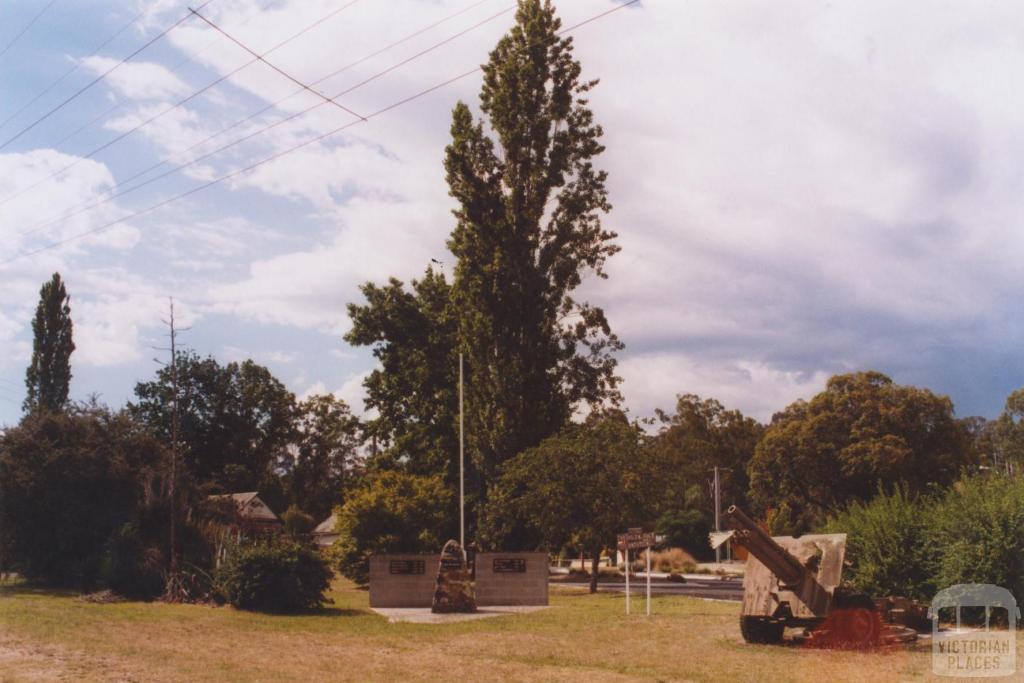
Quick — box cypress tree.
[24,272,75,413]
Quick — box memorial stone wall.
[368,554,440,608]
[474,552,548,606]
[369,551,549,607]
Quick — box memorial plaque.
[389,559,426,575]
[431,539,477,613]
[493,558,527,573]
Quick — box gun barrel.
[725,505,806,586]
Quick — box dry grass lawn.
[0,579,1000,682]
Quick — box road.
[593,577,743,601]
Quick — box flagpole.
[459,352,465,551]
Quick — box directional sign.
[617,530,656,551]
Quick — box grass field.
[0,579,990,682]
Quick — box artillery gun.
[712,505,916,647]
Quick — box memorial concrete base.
[371,605,550,624]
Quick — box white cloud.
[80,57,192,101]
[5,0,1024,425]
[619,353,830,424]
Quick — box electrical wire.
[188,7,365,120]
[0,0,363,208]
[0,4,150,132]
[12,1,513,242]
[48,0,280,150]
[2,0,640,265]
[109,0,498,192]
[0,0,217,152]
[0,0,60,61]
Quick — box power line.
[112,0,499,192]
[0,0,363,208]
[2,0,640,265]
[0,0,60,61]
[49,0,280,150]
[12,2,513,242]
[0,4,150,132]
[188,6,366,120]
[0,0,217,153]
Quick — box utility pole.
[158,298,189,602]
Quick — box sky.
[0,0,1022,427]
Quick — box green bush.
[822,485,940,600]
[824,476,1024,604]
[214,540,333,612]
[930,476,1024,603]
[282,505,316,536]
[104,522,165,600]
[332,471,452,584]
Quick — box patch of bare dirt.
[0,634,142,683]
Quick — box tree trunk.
[589,547,601,594]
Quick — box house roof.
[208,492,280,523]
[313,513,338,535]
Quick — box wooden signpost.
[617,528,656,616]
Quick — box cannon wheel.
[740,616,784,644]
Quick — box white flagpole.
[459,352,465,552]
[646,546,651,616]
[625,548,630,614]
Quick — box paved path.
[371,605,550,623]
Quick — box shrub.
[822,485,940,601]
[632,548,697,573]
[332,471,452,584]
[282,505,316,536]
[215,540,333,612]
[930,475,1024,603]
[104,522,165,600]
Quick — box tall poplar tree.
[23,272,75,413]
[445,0,621,485]
[347,0,621,509]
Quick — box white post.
[625,548,630,614]
[459,352,465,552]
[646,545,651,616]
[713,466,721,565]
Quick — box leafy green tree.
[748,371,973,533]
[654,509,712,562]
[129,352,295,508]
[23,272,75,413]
[288,394,363,520]
[346,269,457,482]
[482,414,651,593]
[649,394,763,555]
[993,388,1024,473]
[346,0,622,523]
[0,403,163,588]
[332,471,453,584]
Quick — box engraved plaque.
[389,559,426,575]
[493,558,527,573]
